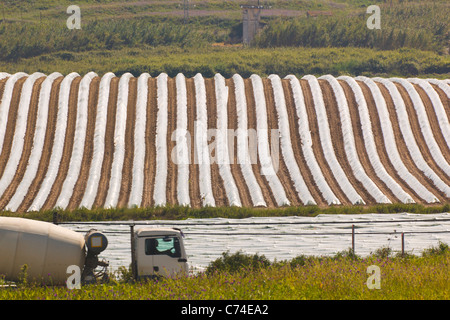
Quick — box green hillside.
[0,0,448,77]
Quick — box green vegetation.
[0,45,448,79]
[1,203,449,222]
[0,0,448,78]
[255,2,449,54]
[1,243,449,300]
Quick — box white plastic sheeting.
[304,75,364,205]
[356,76,438,203]
[174,73,191,206]
[250,74,290,206]
[320,75,391,204]
[0,73,45,198]
[391,78,450,176]
[56,72,97,209]
[6,72,63,211]
[153,73,169,207]
[0,72,28,157]
[232,74,266,207]
[426,79,450,99]
[80,72,115,209]
[214,74,242,207]
[338,76,414,203]
[103,73,132,208]
[269,74,316,205]
[374,78,450,198]
[286,75,339,205]
[407,78,450,149]
[28,72,80,211]
[67,213,450,272]
[193,73,215,207]
[128,73,150,208]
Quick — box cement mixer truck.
[0,217,189,286]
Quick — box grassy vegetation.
[254,2,449,54]
[1,203,449,222]
[1,243,449,300]
[0,45,448,79]
[0,0,448,78]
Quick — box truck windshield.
[145,237,181,258]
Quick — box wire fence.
[58,215,450,257]
[57,214,450,271]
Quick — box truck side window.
[145,237,181,258]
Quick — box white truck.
[0,217,189,285]
[131,226,189,279]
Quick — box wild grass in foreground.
[1,243,449,300]
[1,203,449,222]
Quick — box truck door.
[144,236,187,277]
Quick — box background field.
[0,0,448,78]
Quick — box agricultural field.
[0,0,448,306]
[0,71,448,213]
[0,0,448,215]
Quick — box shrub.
[422,241,450,257]
[205,250,271,275]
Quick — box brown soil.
[300,79,351,205]
[430,83,450,121]
[262,78,301,206]
[41,76,81,210]
[244,78,276,208]
[117,76,137,208]
[141,77,158,208]
[226,78,252,207]
[0,76,45,210]
[204,78,228,207]
[339,79,398,203]
[282,78,326,206]
[17,77,64,212]
[358,80,422,203]
[395,83,449,184]
[412,83,450,164]
[166,77,178,206]
[0,77,27,180]
[93,76,119,208]
[0,78,7,101]
[376,81,446,203]
[66,76,100,210]
[319,79,373,204]
[186,78,201,208]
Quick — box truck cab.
[133,227,188,279]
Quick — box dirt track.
[0,73,448,212]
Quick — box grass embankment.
[1,203,449,222]
[1,46,448,80]
[1,244,449,300]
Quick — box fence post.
[401,232,405,257]
[130,223,137,280]
[352,224,355,254]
